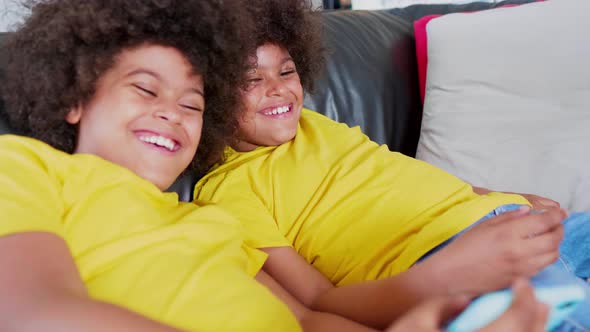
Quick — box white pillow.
[415,0,590,212]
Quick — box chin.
[137,169,176,191]
[273,132,297,145]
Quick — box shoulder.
[0,135,69,173]
[299,109,365,139]
[295,109,373,155]
[0,134,66,156]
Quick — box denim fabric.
[417,204,522,263]
[552,213,590,332]
[417,204,590,331]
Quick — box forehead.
[113,44,203,81]
[252,43,294,68]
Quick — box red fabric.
[413,2,545,104]
[414,15,440,104]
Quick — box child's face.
[66,44,204,190]
[234,43,304,152]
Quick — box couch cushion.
[388,0,538,22]
[306,1,537,157]
[412,1,540,103]
[416,0,590,211]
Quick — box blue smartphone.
[446,284,585,332]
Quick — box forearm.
[3,294,181,332]
[256,269,380,332]
[300,310,379,332]
[472,186,492,195]
[0,233,181,332]
[310,260,450,330]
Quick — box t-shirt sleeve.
[0,136,65,237]
[233,195,291,249]
[195,178,291,249]
[241,243,269,276]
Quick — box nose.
[153,101,182,124]
[265,76,288,97]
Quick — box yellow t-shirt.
[195,109,530,286]
[0,135,301,332]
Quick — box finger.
[510,279,550,332]
[536,197,560,208]
[514,208,566,238]
[436,295,471,324]
[477,279,538,332]
[532,302,550,332]
[504,279,539,319]
[385,296,470,332]
[485,206,531,225]
[511,278,537,304]
[517,250,560,277]
[480,279,536,332]
[524,223,563,250]
[525,195,559,209]
[521,193,560,208]
[413,295,471,326]
[493,226,561,277]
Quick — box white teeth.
[265,106,290,115]
[139,135,177,151]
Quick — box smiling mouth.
[137,134,180,152]
[261,104,292,116]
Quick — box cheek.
[186,117,204,147]
[241,90,262,117]
[284,80,304,102]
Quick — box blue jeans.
[419,204,590,331]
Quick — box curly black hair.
[1,0,253,175]
[247,0,325,93]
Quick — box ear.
[65,105,83,125]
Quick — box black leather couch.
[0,0,535,200]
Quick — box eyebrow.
[251,57,295,72]
[281,57,295,65]
[125,69,204,97]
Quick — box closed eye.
[281,70,296,76]
[133,84,157,97]
[181,104,203,112]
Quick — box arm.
[472,186,560,209]
[261,252,548,332]
[384,279,548,332]
[255,269,379,332]
[262,246,448,328]
[261,207,564,329]
[0,232,181,332]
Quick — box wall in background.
[1,0,503,30]
[311,0,324,9]
[352,0,497,10]
[0,0,27,31]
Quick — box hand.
[478,279,549,332]
[473,186,559,210]
[519,193,560,210]
[471,186,560,210]
[384,295,469,332]
[425,206,566,295]
[384,279,548,332]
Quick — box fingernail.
[518,205,531,212]
[512,278,527,290]
[530,209,546,215]
[453,294,472,307]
